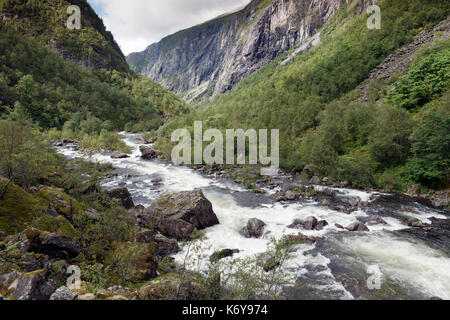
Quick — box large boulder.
[367,215,388,225]
[346,222,370,232]
[141,190,219,240]
[29,233,81,259]
[111,151,129,159]
[154,234,180,257]
[288,216,327,231]
[408,218,425,228]
[0,270,56,300]
[50,286,78,300]
[303,216,318,230]
[140,145,158,160]
[240,218,266,238]
[107,187,135,209]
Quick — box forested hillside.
[156,0,450,192]
[0,0,128,71]
[0,3,189,137]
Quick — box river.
[58,133,450,300]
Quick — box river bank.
[53,133,450,300]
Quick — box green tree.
[408,106,450,188]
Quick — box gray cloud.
[88,0,251,55]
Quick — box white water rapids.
[58,133,450,300]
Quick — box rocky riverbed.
[52,133,450,300]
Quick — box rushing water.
[58,133,450,300]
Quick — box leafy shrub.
[407,103,450,188]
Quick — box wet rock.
[240,218,266,238]
[140,145,158,160]
[263,257,281,272]
[281,233,317,246]
[304,216,318,230]
[111,151,129,159]
[50,286,78,300]
[106,187,135,209]
[141,190,219,240]
[408,218,425,228]
[210,249,240,262]
[30,233,81,259]
[406,185,420,198]
[346,222,369,232]
[368,215,388,225]
[154,233,180,256]
[321,199,330,207]
[309,176,321,185]
[152,177,163,185]
[430,296,443,300]
[315,220,329,231]
[334,205,348,213]
[335,223,345,230]
[285,190,297,201]
[288,216,322,231]
[431,198,448,208]
[347,197,361,208]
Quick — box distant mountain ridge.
[127,0,377,102]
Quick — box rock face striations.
[128,0,358,101]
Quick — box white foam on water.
[314,185,383,202]
[56,133,450,300]
[338,233,450,299]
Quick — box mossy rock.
[0,178,84,236]
[32,216,78,240]
[109,242,158,283]
[34,187,87,220]
[139,272,207,300]
[0,178,47,235]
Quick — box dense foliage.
[0,0,129,72]
[0,19,190,136]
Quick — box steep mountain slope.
[0,0,128,72]
[128,0,377,101]
[155,0,449,191]
[0,0,190,130]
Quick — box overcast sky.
[87,0,251,56]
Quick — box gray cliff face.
[127,0,371,101]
